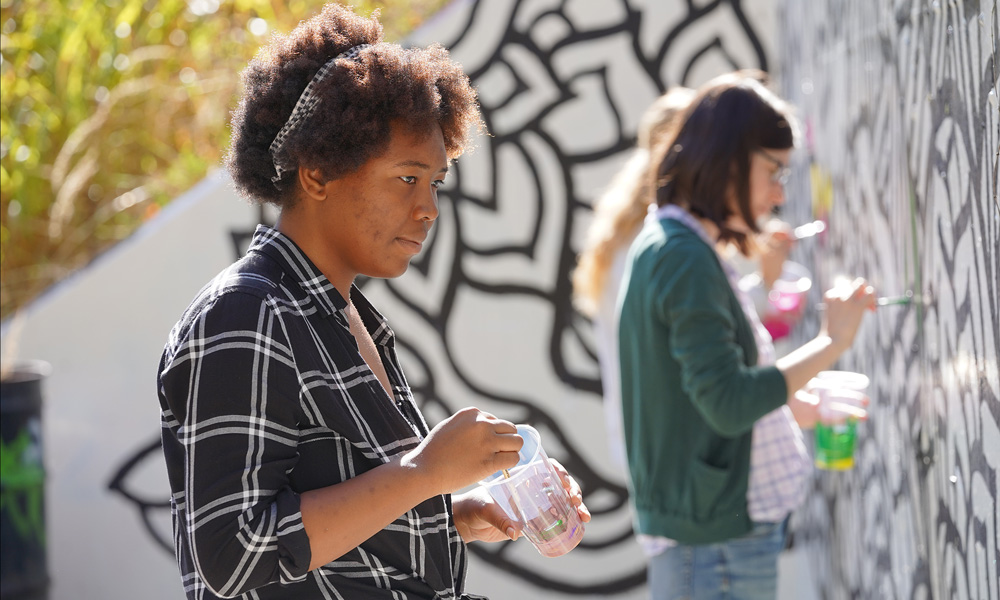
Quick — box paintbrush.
[792,220,826,240]
[876,292,915,306]
[816,290,916,310]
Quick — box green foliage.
[0,428,45,544]
[0,0,449,319]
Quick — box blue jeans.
[647,519,788,600]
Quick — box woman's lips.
[397,237,423,253]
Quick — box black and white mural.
[778,1,999,599]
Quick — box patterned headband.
[269,44,371,187]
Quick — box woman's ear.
[297,167,328,202]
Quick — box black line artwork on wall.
[779,1,999,598]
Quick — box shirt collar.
[245,226,395,345]
[655,204,715,247]
[246,224,347,317]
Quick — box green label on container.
[814,420,857,471]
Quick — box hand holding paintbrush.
[816,278,877,351]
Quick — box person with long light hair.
[572,87,695,467]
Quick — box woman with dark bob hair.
[617,70,875,598]
[157,5,588,599]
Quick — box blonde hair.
[572,87,696,316]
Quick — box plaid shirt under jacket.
[157,225,474,600]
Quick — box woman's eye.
[400,175,417,184]
[431,179,446,189]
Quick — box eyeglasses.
[757,149,791,186]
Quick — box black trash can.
[0,360,51,600]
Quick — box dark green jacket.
[617,217,788,544]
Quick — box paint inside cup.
[479,425,585,557]
[762,261,812,340]
[809,373,869,471]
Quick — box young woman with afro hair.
[157,5,589,599]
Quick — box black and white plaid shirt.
[158,225,476,599]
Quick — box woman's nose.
[415,186,439,222]
[772,183,787,206]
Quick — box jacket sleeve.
[652,239,787,437]
[159,291,312,597]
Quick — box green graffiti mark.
[0,428,46,546]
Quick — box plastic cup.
[809,371,869,471]
[810,370,870,392]
[479,424,585,557]
[762,261,812,341]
